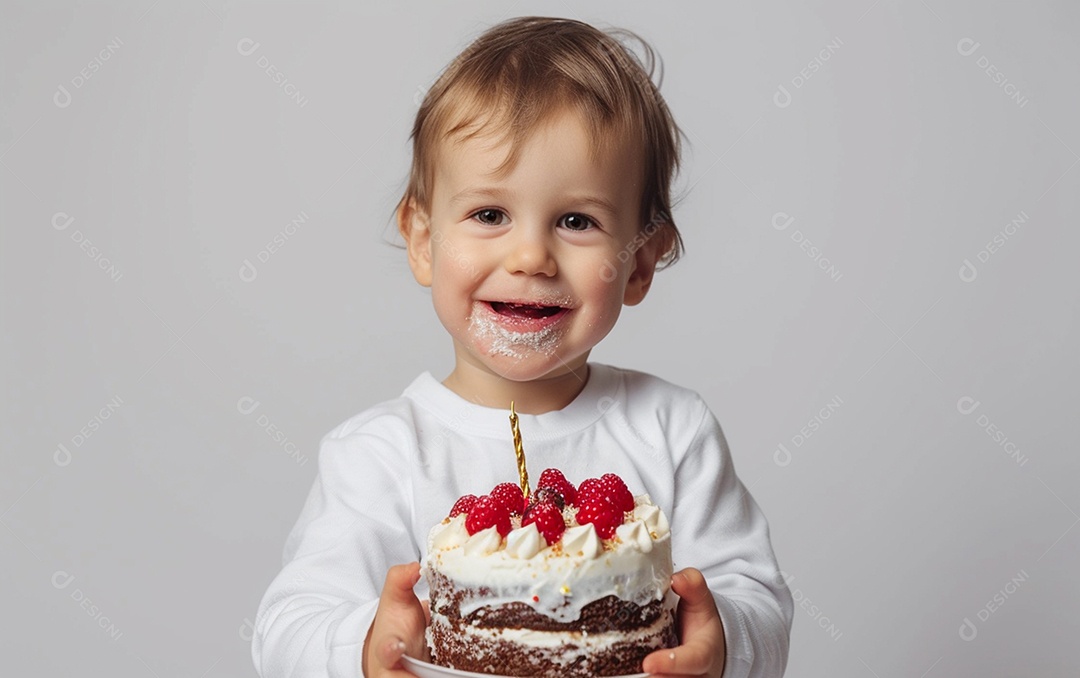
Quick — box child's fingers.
[670,569,714,611]
[368,564,425,675]
[642,643,712,676]
[368,630,426,676]
[377,639,425,677]
[376,637,407,670]
[382,563,422,604]
[671,569,724,630]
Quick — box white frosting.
[462,525,502,556]
[616,520,654,553]
[632,502,670,538]
[431,515,469,550]
[424,495,673,622]
[560,524,603,559]
[505,522,543,559]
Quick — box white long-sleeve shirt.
[252,362,793,677]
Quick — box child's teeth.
[492,302,561,318]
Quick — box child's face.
[403,108,660,383]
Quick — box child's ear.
[623,222,673,306]
[398,198,433,287]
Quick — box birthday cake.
[423,469,678,677]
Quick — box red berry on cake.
[448,494,479,518]
[536,468,577,506]
[574,477,603,506]
[521,500,565,545]
[465,495,512,536]
[489,482,527,515]
[575,496,623,539]
[599,473,634,512]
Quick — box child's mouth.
[480,300,572,332]
[488,301,565,319]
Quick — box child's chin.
[477,352,574,381]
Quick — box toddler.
[253,16,793,678]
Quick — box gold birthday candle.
[509,401,530,499]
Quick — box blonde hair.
[398,16,685,269]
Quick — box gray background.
[2,0,1077,676]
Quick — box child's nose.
[503,226,557,277]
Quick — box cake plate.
[401,655,649,678]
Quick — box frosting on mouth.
[467,302,570,358]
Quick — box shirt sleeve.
[251,429,419,678]
[671,403,794,678]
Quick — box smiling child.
[252,16,793,678]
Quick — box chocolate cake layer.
[429,570,663,633]
[429,607,678,677]
[456,595,665,633]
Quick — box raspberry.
[466,495,511,536]
[575,496,623,539]
[574,477,604,507]
[575,474,634,512]
[536,468,577,506]
[599,473,634,512]
[449,494,479,518]
[490,482,526,515]
[521,500,566,545]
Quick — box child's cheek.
[430,282,468,327]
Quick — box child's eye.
[559,213,595,232]
[471,208,508,226]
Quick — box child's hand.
[642,568,726,677]
[362,563,430,677]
